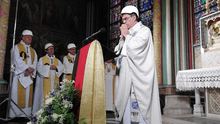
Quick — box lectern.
[71,39,115,124]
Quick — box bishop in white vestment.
[9,30,38,118]
[32,43,64,114]
[114,6,162,124]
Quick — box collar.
[129,21,143,34]
[68,53,76,58]
[46,54,55,59]
[20,40,30,47]
[105,62,112,65]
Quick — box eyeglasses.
[47,48,54,50]
[68,48,76,50]
[122,16,131,23]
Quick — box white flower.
[65,104,68,108]
[26,121,32,124]
[60,85,65,90]
[35,108,43,115]
[50,89,54,93]
[45,95,49,98]
[62,100,69,108]
[59,118,64,124]
[70,103,73,109]
[33,80,79,124]
[41,117,47,123]
[45,97,54,105]
[52,113,59,121]
[37,114,42,118]
[62,79,68,83]
[60,114,64,119]
[38,117,48,123]
[55,92,61,97]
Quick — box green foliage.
[27,80,86,124]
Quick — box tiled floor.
[162,114,220,124]
[106,111,220,124]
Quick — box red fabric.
[74,42,92,97]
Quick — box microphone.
[84,27,106,41]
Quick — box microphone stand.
[0,0,31,121]
[84,30,102,41]
[81,37,95,48]
[81,36,113,53]
[82,28,104,45]
[72,29,116,81]
[82,28,106,47]
[80,30,116,62]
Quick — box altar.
[176,10,220,119]
[176,67,220,91]
[176,66,220,118]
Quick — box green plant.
[27,80,86,124]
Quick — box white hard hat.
[45,43,54,50]
[121,5,139,18]
[22,30,33,36]
[67,43,76,49]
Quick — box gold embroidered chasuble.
[65,54,74,80]
[17,43,35,108]
[42,56,59,102]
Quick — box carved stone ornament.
[200,11,220,51]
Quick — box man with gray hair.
[9,29,38,118]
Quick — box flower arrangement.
[27,79,86,124]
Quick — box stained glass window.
[110,22,121,40]
[110,5,121,24]
[209,6,218,13]
[109,22,121,49]
[139,0,153,12]
[110,0,121,7]
[125,0,138,7]
[140,10,153,29]
[194,0,217,44]
[109,0,122,49]
[194,0,217,13]
[194,11,206,43]
[109,0,153,49]
[123,0,154,29]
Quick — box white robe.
[62,53,75,80]
[9,41,38,117]
[104,62,116,111]
[32,54,64,114]
[114,22,162,124]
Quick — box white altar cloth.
[176,66,220,91]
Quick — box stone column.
[166,0,172,85]
[153,0,163,85]
[193,89,204,116]
[179,0,186,70]
[174,0,180,73]
[0,0,10,86]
